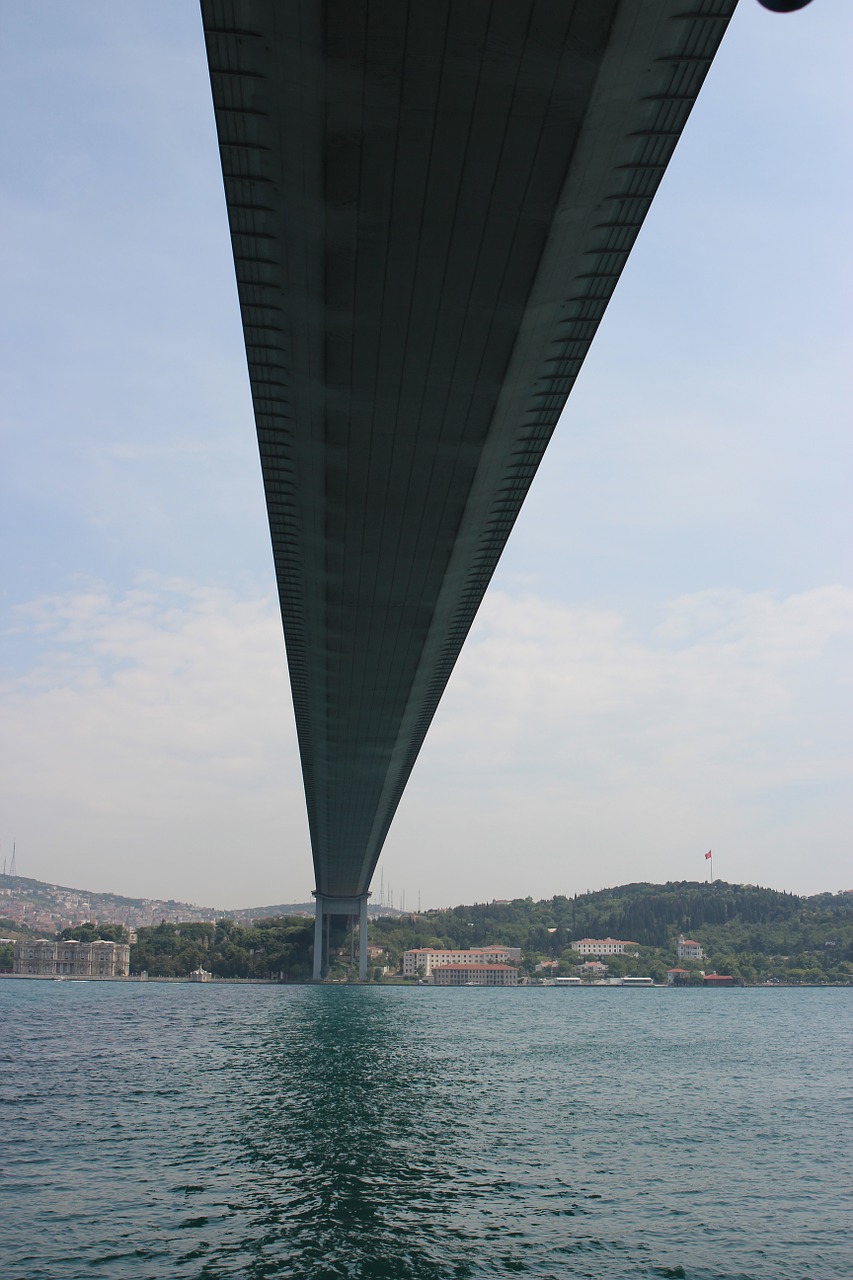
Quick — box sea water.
[1,982,851,1279]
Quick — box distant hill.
[0,871,312,931]
[0,872,226,932]
[0,872,399,933]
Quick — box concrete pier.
[312,892,370,982]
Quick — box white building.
[14,938,130,977]
[676,935,705,960]
[570,938,638,957]
[403,945,521,977]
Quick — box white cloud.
[1,579,307,906]
[385,586,853,903]
[2,580,850,909]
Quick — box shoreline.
[2,973,849,989]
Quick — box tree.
[62,922,128,943]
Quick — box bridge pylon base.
[312,891,370,981]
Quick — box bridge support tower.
[312,892,370,982]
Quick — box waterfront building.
[570,937,638,957]
[676,935,705,960]
[403,945,521,977]
[429,964,518,986]
[703,973,734,986]
[13,938,130,977]
[666,968,693,985]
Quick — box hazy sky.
[2,2,851,909]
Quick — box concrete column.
[312,890,371,981]
[359,893,368,982]
[312,892,324,980]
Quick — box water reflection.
[227,987,477,1280]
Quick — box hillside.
[0,872,316,932]
[0,872,399,933]
[9,879,844,984]
[370,882,853,984]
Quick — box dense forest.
[370,882,853,984]
[22,881,849,984]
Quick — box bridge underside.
[202,0,735,899]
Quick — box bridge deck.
[202,0,735,897]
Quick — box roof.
[436,964,516,972]
[573,937,637,946]
[405,946,508,954]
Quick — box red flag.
[705,850,712,860]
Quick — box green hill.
[370,882,853,984]
[100,881,853,983]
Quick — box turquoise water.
[2,983,851,1279]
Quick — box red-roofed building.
[430,964,518,986]
[403,945,520,976]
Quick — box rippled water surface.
[2,982,851,1279]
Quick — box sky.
[1,1,851,910]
